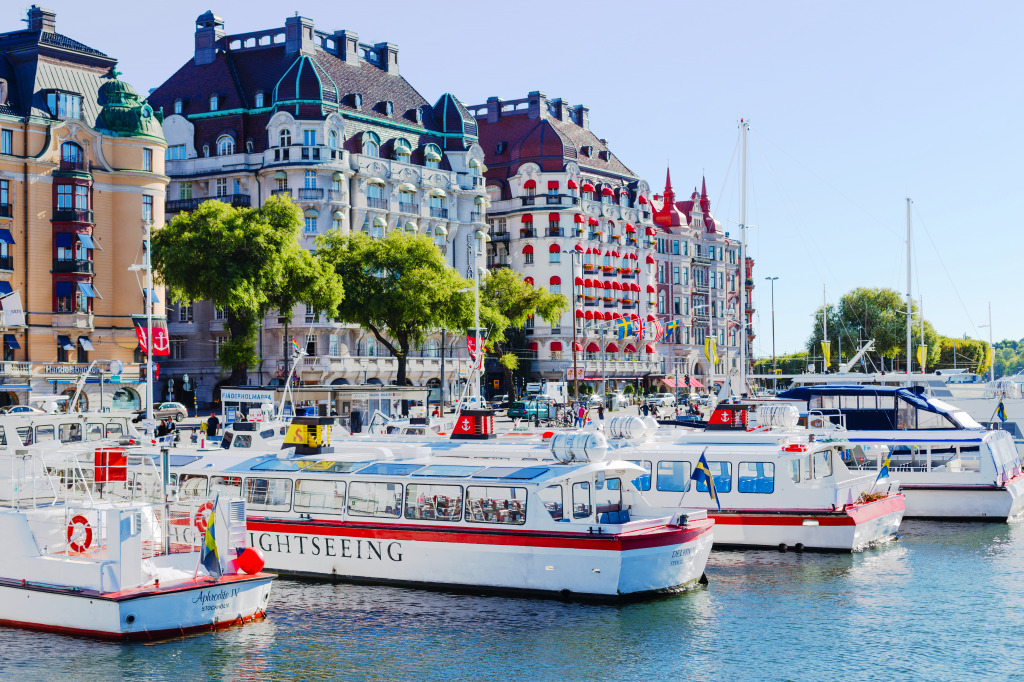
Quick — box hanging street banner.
[132,316,171,356]
[1,291,24,327]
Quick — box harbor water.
[3,520,1023,680]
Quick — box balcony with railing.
[52,312,94,330]
[297,187,324,201]
[470,212,483,223]
[491,231,510,243]
[58,158,88,173]
[368,197,389,210]
[545,194,580,206]
[521,196,537,207]
[399,201,417,214]
[271,188,293,198]
[327,190,345,203]
[546,227,563,237]
[486,256,510,269]
[520,228,536,239]
[458,175,485,190]
[166,194,251,213]
[51,208,93,224]
[429,207,448,219]
[52,258,93,275]
[0,361,32,376]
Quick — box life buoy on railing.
[194,502,214,534]
[67,514,92,553]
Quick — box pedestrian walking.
[206,412,220,437]
[576,403,586,428]
[597,404,605,420]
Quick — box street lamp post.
[563,249,583,401]
[765,276,779,391]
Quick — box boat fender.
[778,543,788,553]
[66,515,93,553]
[194,502,215,533]
[795,543,805,553]
[236,547,266,575]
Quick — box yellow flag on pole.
[916,345,927,368]
[821,341,831,369]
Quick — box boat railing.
[807,409,846,431]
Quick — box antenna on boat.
[906,197,913,382]
[738,118,749,397]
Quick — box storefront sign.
[221,389,275,403]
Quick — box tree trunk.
[227,314,249,386]
[397,336,410,416]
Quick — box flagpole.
[145,219,154,424]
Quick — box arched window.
[279,129,292,147]
[424,144,442,169]
[216,135,234,156]
[394,138,411,163]
[327,129,339,149]
[245,140,253,153]
[60,142,83,164]
[254,91,264,108]
[619,191,630,207]
[486,185,501,202]
[362,131,380,157]
[548,243,561,264]
[209,94,218,111]
[173,99,182,115]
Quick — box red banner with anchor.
[132,316,171,356]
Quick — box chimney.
[527,91,547,119]
[486,96,501,123]
[285,14,316,56]
[194,11,225,66]
[572,104,590,130]
[334,30,360,66]
[552,98,570,122]
[27,5,56,33]
[374,42,399,75]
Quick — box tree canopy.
[316,230,474,387]
[152,196,343,385]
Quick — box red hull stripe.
[248,519,715,552]
[0,572,274,602]
[0,611,266,641]
[710,495,905,527]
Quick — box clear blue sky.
[26,1,1023,356]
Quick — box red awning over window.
[550,275,561,285]
[645,344,655,353]
[548,212,560,222]
[522,245,534,254]
[574,214,584,223]
[573,342,583,352]
[582,183,595,193]
[602,187,614,196]
[646,226,656,236]
[611,250,620,258]
[574,276,584,285]
[521,214,533,223]
[604,312,614,320]
[575,309,585,318]
[584,278,594,287]
[528,341,539,351]
[550,341,563,351]
[603,280,612,289]
[629,253,638,259]
[548,181,560,190]
[612,312,622,319]
[630,283,640,292]
[568,179,579,190]
[586,342,600,352]
[588,217,599,227]
[574,243,584,252]
[524,179,537,189]
[638,196,648,205]
[548,243,560,253]
[624,344,637,353]
[606,343,619,352]
[524,276,534,285]
[646,284,656,293]
[584,310,594,320]
[625,223,636,233]
[612,281,622,291]
[647,314,656,321]
[646,254,656,264]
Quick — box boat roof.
[777,385,946,413]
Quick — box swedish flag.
[690,451,721,511]
[200,495,222,579]
[617,318,632,339]
[666,320,678,332]
[998,401,1008,423]
[875,456,891,484]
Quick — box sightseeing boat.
[775,385,1024,521]
[155,420,715,600]
[0,450,273,640]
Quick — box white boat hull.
[899,474,1024,521]
[0,574,273,640]
[707,495,905,552]
[247,518,714,598]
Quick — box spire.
[700,175,710,211]
[663,166,675,207]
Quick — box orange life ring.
[67,515,92,553]
[194,502,214,533]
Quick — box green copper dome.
[96,69,165,140]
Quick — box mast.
[919,294,924,374]
[738,119,749,395]
[905,197,912,379]
[145,219,154,423]
[822,285,827,372]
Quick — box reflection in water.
[2,520,1024,679]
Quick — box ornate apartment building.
[148,12,487,404]
[650,170,755,386]
[0,6,167,410]
[472,92,663,392]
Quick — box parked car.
[133,401,188,422]
[0,405,45,415]
[606,393,630,410]
[646,393,677,408]
[490,394,511,409]
[507,400,554,420]
[584,395,604,408]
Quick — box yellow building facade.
[0,7,167,409]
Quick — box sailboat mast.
[905,197,912,378]
[739,119,748,395]
[822,285,827,372]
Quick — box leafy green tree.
[937,336,991,375]
[806,287,939,371]
[317,230,474,388]
[152,196,343,386]
[479,268,567,400]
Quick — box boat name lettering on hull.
[249,532,403,562]
[192,588,240,613]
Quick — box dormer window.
[254,91,264,108]
[217,135,234,156]
[384,101,394,116]
[0,80,6,105]
[173,99,182,114]
[280,129,291,147]
[327,130,339,149]
[496,142,507,154]
[394,138,411,163]
[46,91,82,120]
[581,146,593,157]
[352,93,362,109]
[414,109,423,125]
[361,131,380,158]
[424,143,442,170]
[202,144,210,158]
[209,94,219,111]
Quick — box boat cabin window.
[466,486,527,525]
[738,462,775,493]
[221,432,234,449]
[348,481,402,518]
[301,460,368,474]
[294,479,346,514]
[626,460,652,491]
[696,461,732,493]
[538,484,563,520]
[0,426,6,445]
[36,425,54,442]
[86,423,104,441]
[787,458,800,483]
[59,423,83,442]
[405,483,463,522]
[233,435,253,448]
[243,477,291,510]
[106,424,124,438]
[211,475,242,497]
[178,474,209,497]
[656,461,691,492]
[571,481,592,519]
[896,397,956,430]
[16,426,31,445]
[260,429,275,439]
[798,454,811,481]
[594,477,622,514]
[813,450,833,478]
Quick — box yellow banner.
[821,341,831,369]
[987,347,994,368]
[916,345,927,367]
[704,338,719,366]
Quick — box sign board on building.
[224,406,238,423]
[221,389,276,403]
